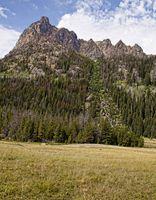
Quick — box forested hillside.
[100,56,156,138]
[0,54,144,147]
[1,17,156,147]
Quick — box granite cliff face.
[15,16,80,50]
[9,16,145,59]
[80,39,103,59]
[14,16,56,49]
[0,16,148,78]
[96,40,145,58]
[12,16,80,55]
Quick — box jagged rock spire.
[115,40,126,48]
[9,16,145,59]
[40,16,50,24]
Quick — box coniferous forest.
[1,16,156,148]
[2,52,156,147]
[100,56,156,139]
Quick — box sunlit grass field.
[0,139,156,200]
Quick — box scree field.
[0,140,156,200]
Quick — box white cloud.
[0,5,16,18]
[0,25,20,58]
[0,6,9,18]
[0,5,18,58]
[58,0,156,54]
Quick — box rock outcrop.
[1,16,146,77]
[9,16,145,59]
[96,40,145,58]
[80,39,103,59]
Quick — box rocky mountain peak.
[14,16,57,50]
[96,39,113,57]
[115,40,126,48]
[40,16,50,24]
[56,28,80,51]
[79,39,103,59]
[103,39,112,46]
[88,39,94,43]
[133,44,143,52]
[5,16,146,63]
[37,16,52,34]
[96,39,145,58]
[96,39,112,49]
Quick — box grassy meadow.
[0,140,156,200]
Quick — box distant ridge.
[0,16,146,78]
[9,16,145,60]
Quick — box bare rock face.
[15,16,57,50]
[96,40,145,58]
[115,40,126,49]
[115,40,132,56]
[96,39,114,57]
[10,16,146,60]
[114,41,144,57]
[80,39,103,59]
[1,16,147,78]
[132,44,144,56]
[55,28,80,51]
[39,16,51,33]
[8,16,146,60]
[14,16,80,54]
[96,39,112,49]
[4,16,83,77]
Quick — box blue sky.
[0,0,122,31]
[0,0,156,57]
[0,0,78,31]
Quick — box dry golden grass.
[0,141,156,200]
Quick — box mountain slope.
[1,16,154,146]
[0,16,146,78]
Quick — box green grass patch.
[0,141,156,200]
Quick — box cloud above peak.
[0,25,20,58]
[58,0,156,54]
[0,5,18,58]
[0,6,9,18]
[0,5,16,18]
